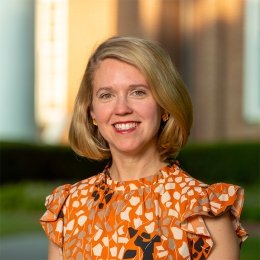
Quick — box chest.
[61,187,191,259]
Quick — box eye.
[131,89,147,97]
[99,92,113,100]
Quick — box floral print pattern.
[40,163,247,259]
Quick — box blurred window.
[243,0,260,123]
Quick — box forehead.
[95,58,138,72]
[93,58,147,85]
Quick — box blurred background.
[0,0,259,259]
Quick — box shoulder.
[163,163,208,191]
[42,172,105,217]
[40,172,106,247]
[165,163,245,218]
[169,164,248,258]
[169,163,243,197]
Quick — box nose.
[114,95,133,116]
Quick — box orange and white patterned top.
[40,163,247,259]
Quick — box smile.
[113,122,139,131]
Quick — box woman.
[41,36,247,259]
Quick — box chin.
[113,144,151,156]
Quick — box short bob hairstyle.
[69,36,193,161]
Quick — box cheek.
[92,104,111,122]
[144,103,162,122]
[139,105,162,134]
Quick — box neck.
[109,148,166,181]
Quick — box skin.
[48,241,61,260]
[204,213,240,260]
[90,58,165,181]
[48,58,240,259]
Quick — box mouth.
[113,122,139,131]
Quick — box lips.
[113,122,139,131]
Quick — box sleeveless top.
[40,163,248,259]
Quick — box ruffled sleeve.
[180,183,248,259]
[40,184,71,247]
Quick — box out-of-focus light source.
[35,0,68,143]
[138,0,161,38]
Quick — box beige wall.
[61,0,118,141]
[67,0,117,112]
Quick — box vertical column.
[243,0,260,123]
[117,0,142,36]
[192,0,220,140]
[35,0,69,143]
[0,0,36,142]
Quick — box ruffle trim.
[180,183,248,258]
[40,184,71,247]
[39,178,248,255]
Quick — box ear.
[89,106,95,119]
[90,111,95,119]
[89,108,97,126]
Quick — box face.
[91,58,162,157]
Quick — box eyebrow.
[129,84,149,89]
[95,87,113,96]
[95,84,150,96]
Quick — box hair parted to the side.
[69,35,193,161]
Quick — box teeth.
[114,122,138,130]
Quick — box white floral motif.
[93,243,102,256]
[118,226,124,235]
[145,212,153,221]
[134,218,142,228]
[178,242,189,258]
[129,196,140,206]
[135,204,142,215]
[173,191,181,200]
[169,209,178,218]
[120,207,132,222]
[66,219,75,231]
[94,228,103,241]
[154,184,164,194]
[145,222,155,233]
[110,246,117,257]
[72,201,79,208]
[161,191,171,204]
[55,219,63,232]
[102,237,109,246]
[219,194,229,201]
[171,227,183,240]
[165,183,175,190]
[228,186,235,196]
[175,177,182,183]
[78,215,87,226]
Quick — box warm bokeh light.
[35,0,69,143]
[138,0,161,38]
[194,0,241,31]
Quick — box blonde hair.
[69,36,193,160]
